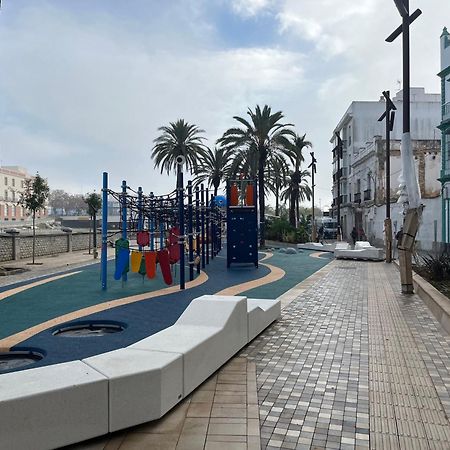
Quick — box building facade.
[438,27,450,243]
[0,166,47,223]
[331,88,441,250]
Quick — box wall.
[0,231,101,263]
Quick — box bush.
[414,253,450,282]
[266,218,295,242]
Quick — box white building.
[0,166,48,223]
[331,88,441,250]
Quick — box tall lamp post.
[333,133,343,240]
[386,0,422,293]
[378,90,396,263]
[309,152,317,242]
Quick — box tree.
[151,119,207,188]
[194,147,232,196]
[218,105,295,246]
[18,173,50,264]
[281,169,312,227]
[48,189,70,215]
[84,192,102,258]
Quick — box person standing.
[351,227,358,246]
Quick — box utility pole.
[333,132,343,240]
[378,90,396,263]
[309,152,317,242]
[386,0,422,293]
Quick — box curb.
[393,260,450,335]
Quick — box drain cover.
[53,323,124,337]
[0,351,43,371]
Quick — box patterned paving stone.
[242,259,450,449]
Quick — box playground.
[0,173,332,374]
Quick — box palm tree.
[218,105,295,246]
[285,134,312,220]
[266,155,290,217]
[151,119,207,187]
[281,169,312,227]
[193,147,232,196]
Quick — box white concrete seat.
[131,295,248,396]
[355,240,372,249]
[247,298,281,342]
[83,348,183,432]
[335,242,350,250]
[335,247,384,261]
[0,361,108,450]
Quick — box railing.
[443,102,450,120]
[354,192,361,204]
[364,189,372,201]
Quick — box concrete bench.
[0,294,280,446]
[247,298,281,342]
[83,348,182,432]
[131,295,248,396]
[0,361,108,450]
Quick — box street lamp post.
[309,152,317,242]
[386,0,422,293]
[378,90,397,263]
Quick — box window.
[12,191,15,202]
[4,190,8,201]
[4,177,7,186]
[5,204,8,216]
[21,180,25,188]
[11,205,16,218]
[12,179,15,187]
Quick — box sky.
[0,0,448,208]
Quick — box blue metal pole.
[149,192,154,251]
[206,188,210,265]
[179,173,185,289]
[195,186,200,275]
[138,186,143,251]
[121,180,127,282]
[188,181,194,281]
[201,184,206,269]
[101,172,108,290]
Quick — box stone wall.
[0,232,101,262]
[0,236,14,262]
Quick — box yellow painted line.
[0,271,208,351]
[0,271,81,302]
[310,251,329,259]
[215,263,285,296]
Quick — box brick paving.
[241,259,450,449]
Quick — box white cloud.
[231,0,273,17]
[0,0,448,210]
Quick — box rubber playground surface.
[0,249,331,373]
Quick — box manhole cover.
[0,351,43,371]
[53,322,124,337]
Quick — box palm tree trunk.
[296,198,300,228]
[275,192,279,217]
[289,192,296,227]
[258,154,265,247]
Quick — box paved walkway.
[14,256,450,449]
[241,259,450,449]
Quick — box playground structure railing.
[101,172,224,291]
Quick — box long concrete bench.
[0,361,108,450]
[0,295,281,447]
[334,240,384,261]
[130,295,248,396]
[83,348,183,432]
[247,298,281,342]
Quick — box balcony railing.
[364,189,372,201]
[354,192,361,204]
[443,102,450,121]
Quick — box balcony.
[340,195,348,204]
[364,189,372,201]
[443,102,450,121]
[354,192,361,204]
